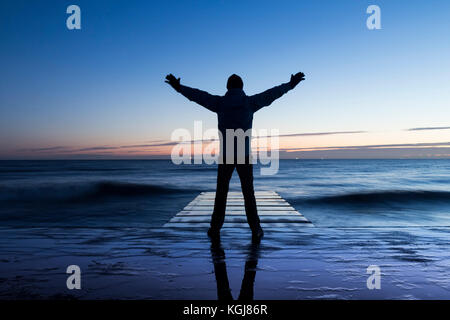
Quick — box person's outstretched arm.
[249,72,305,112]
[165,74,219,112]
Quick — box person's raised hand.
[165,74,181,91]
[289,72,305,89]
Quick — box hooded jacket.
[178,82,293,162]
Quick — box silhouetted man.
[165,72,305,242]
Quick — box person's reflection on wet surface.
[209,236,261,301]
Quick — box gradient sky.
[0,0,449,159]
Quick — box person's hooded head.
[226,74,243,90]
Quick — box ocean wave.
[288,190,450,206]
[0,181,198,204]
[170,166,218,172]
[0,167,127,173]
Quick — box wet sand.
[0,226,449,299]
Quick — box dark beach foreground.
[1,226,450,299]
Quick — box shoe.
[252,227,264,243]
[207,228,220,240]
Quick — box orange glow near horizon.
[4,128,450,159]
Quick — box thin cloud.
[278,142,450,152]
[77,146,120,152]
[121,130,367,147]
[145,139,169,143]
[265,131,367,138]
[407,126,450,131]
[17,146,70,152]
[16,130,368,154]
[121,142,180,148]
[279,147,450,159]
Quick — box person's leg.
[236,162,262,237]
[210,164,235,233]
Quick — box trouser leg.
[236,163,261,232]
[211,164,234,231]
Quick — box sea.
[1,159,449,228]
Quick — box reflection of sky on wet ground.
[1,226,449,299]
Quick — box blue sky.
[0,0,449,158]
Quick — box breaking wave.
[288,190,450,206]
[0,181,199,204]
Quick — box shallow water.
[1,226,449,299]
